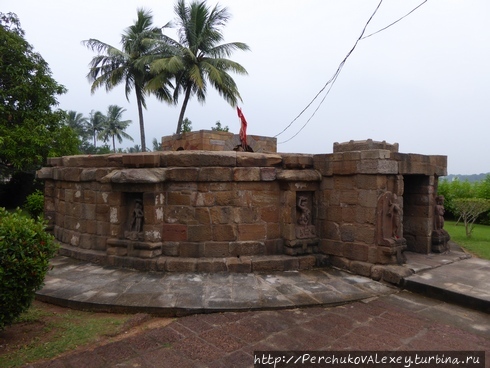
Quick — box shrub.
[0,208,58,330]
[24,190,45,218]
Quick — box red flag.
[237,107,248,149]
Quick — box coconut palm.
[82,8,170,152]
[98,105,133,152]
[148,0,250,134]
[87,110,105,149]
[63,110,89,141]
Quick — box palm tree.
[98,105,133,152]
[87,110,105,149]
[149,0,250,134]
[152,138,162,151]
[63,110,89,141]
[82,8,169,152]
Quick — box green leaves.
[0,13,79,174]
[0,208,58,330]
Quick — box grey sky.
[4,0,490,175]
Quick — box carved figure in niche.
[432,195,450,253]
[297,195,311,226]
[295,194,316,239]
[434,195,445,230]
[387,194,402,238]
[130,199,144,233]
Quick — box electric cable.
[275,0,429,143]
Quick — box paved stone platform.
[27,291,490,368]
[36,241,490,315]
[36,256,396,316]
[405,256,490,313]
[401,242,490,313]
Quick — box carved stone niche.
[295,192,316,239]
[376,191,407,264]
[284,191,319,256]
[431,195,451,253]
[106,192,162,259]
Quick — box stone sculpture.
[432,195,450,253]
[296,194,316,239]
[126,199,144,241]
[376,192,406,264]
[387,194,402,239]
[297,195,311,226]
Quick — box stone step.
[58,243,328,273]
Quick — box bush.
[24,190,45,218]
[0,208,58,330]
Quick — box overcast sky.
[4,0,490,175]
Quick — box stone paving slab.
[27,291,490,368]
[36,256,396,316]
[404,257,490,313]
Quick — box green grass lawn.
[445,220,490,260]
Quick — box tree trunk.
[176,86,192,134]
[112,135,116,153]
[135,86,146,152]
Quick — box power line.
[274,0,383,140]
[361,0,428,40]
[275,0,429,144]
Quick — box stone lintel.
[276,169,322,182]
[103,168,167,184]
[395,153,447,176]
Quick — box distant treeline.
[444,173,490,183]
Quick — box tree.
[62,110,89,151]
[98,105,133,152]
[182,117,192,132]
[149,0,250,134]
[87,110,106,149]
[152,138,162,151]
[63,110,88,139]
[127,144,142,153]
[83,9,170,152]
[211,121,229,132]
[0,13,79,177]
[452,198,490,237]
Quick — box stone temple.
[37,133,449,284]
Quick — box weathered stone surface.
[165,167,200,182]
[198,167,233,181]
[229,241,265,257]
[233,167,261,181]
[61,154,123,168]
[40,138,448,274]
[122,153,161,168]
[164,151,237,167]
[203,242,230,257]
[165,258,197,272]
[357,160,398,175]
[197,258,227,272]
[380,265,413,285]
[281,153,314,169]
[334,139,399,153]
[276,170,322,182]
[350,261,373,277]
[236,152,282,167]
[36,167,53,179]
[226,256,251,273]
[107,168,167,183]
